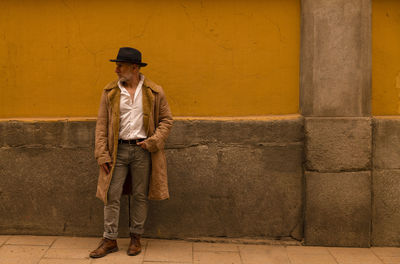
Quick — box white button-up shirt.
[118,74,147,140]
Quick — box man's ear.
[132,64,139,72]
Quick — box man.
[90,47,173,258]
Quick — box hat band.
[117,56,142,62]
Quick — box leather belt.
[118,138,146,145]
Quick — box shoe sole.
[90,247,119,258]
[127,249,141,256]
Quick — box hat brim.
[109,59,147,67]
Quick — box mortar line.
[37,239,51,263]
[286,248,293,264]
[0,235,11,247]
[327,248,340,264]
[142,239,149,264]
[283,246,291,264]
[370,119,374,247]
[36,235,59,263]
[237,244,244,264]
[370,247,385,264]
[192,241,194,264]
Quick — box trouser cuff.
[103,232,118,240]
[130,227,144,235]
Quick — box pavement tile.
[239,245,290,264]
[144,240,192,262]
[142,263,191,264]
[0,236,10,246]
[38,260,91,264]
[51,237,100,249]
[328,247,383,264]
[91,256,143,264]
[91,252,143,264]
[44,248,92,259]
[6,236,57,246]
[194,251,241,264]
[193,242,239,252]
[288,254,338,264]
[0,245,48,264]
[380,256,400,264]
[3,235,400,264]
[372,247,400,257]
[286,246,331,255]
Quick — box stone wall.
[0,117,304,240]
[2,116,400,246]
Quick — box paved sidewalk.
[0,235,400,264]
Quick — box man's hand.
[100,162,112,174]
[137,140,148,150]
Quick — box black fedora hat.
[110,47,147,67]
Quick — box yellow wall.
[0,0,300,118]
[372,0,400,115]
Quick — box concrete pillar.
[300,0,371,117]
[300,0,372,247]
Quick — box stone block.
[145,143,303,238]
[63,121,96,148]
[0,120,96,148]
[373,118,400,169]
[0,147,103,236]
[305,118,371,172]
[304,171,371,247]
[372,169,400,246]
[167,116,304,147]
[300,0,371,116]
[0,121,66,147]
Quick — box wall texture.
[372,0,400,115]
[0,0,300,117]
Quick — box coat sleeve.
[145,89,173,153]
[94,90,112,165]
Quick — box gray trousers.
[103,143,151,239]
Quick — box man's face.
[115,62,139,82]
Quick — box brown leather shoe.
[89,238,118,258]
[127,233,142,256]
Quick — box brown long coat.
[94,77,173,204]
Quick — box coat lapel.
[142,80,155,136]
[105,82,120,162]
